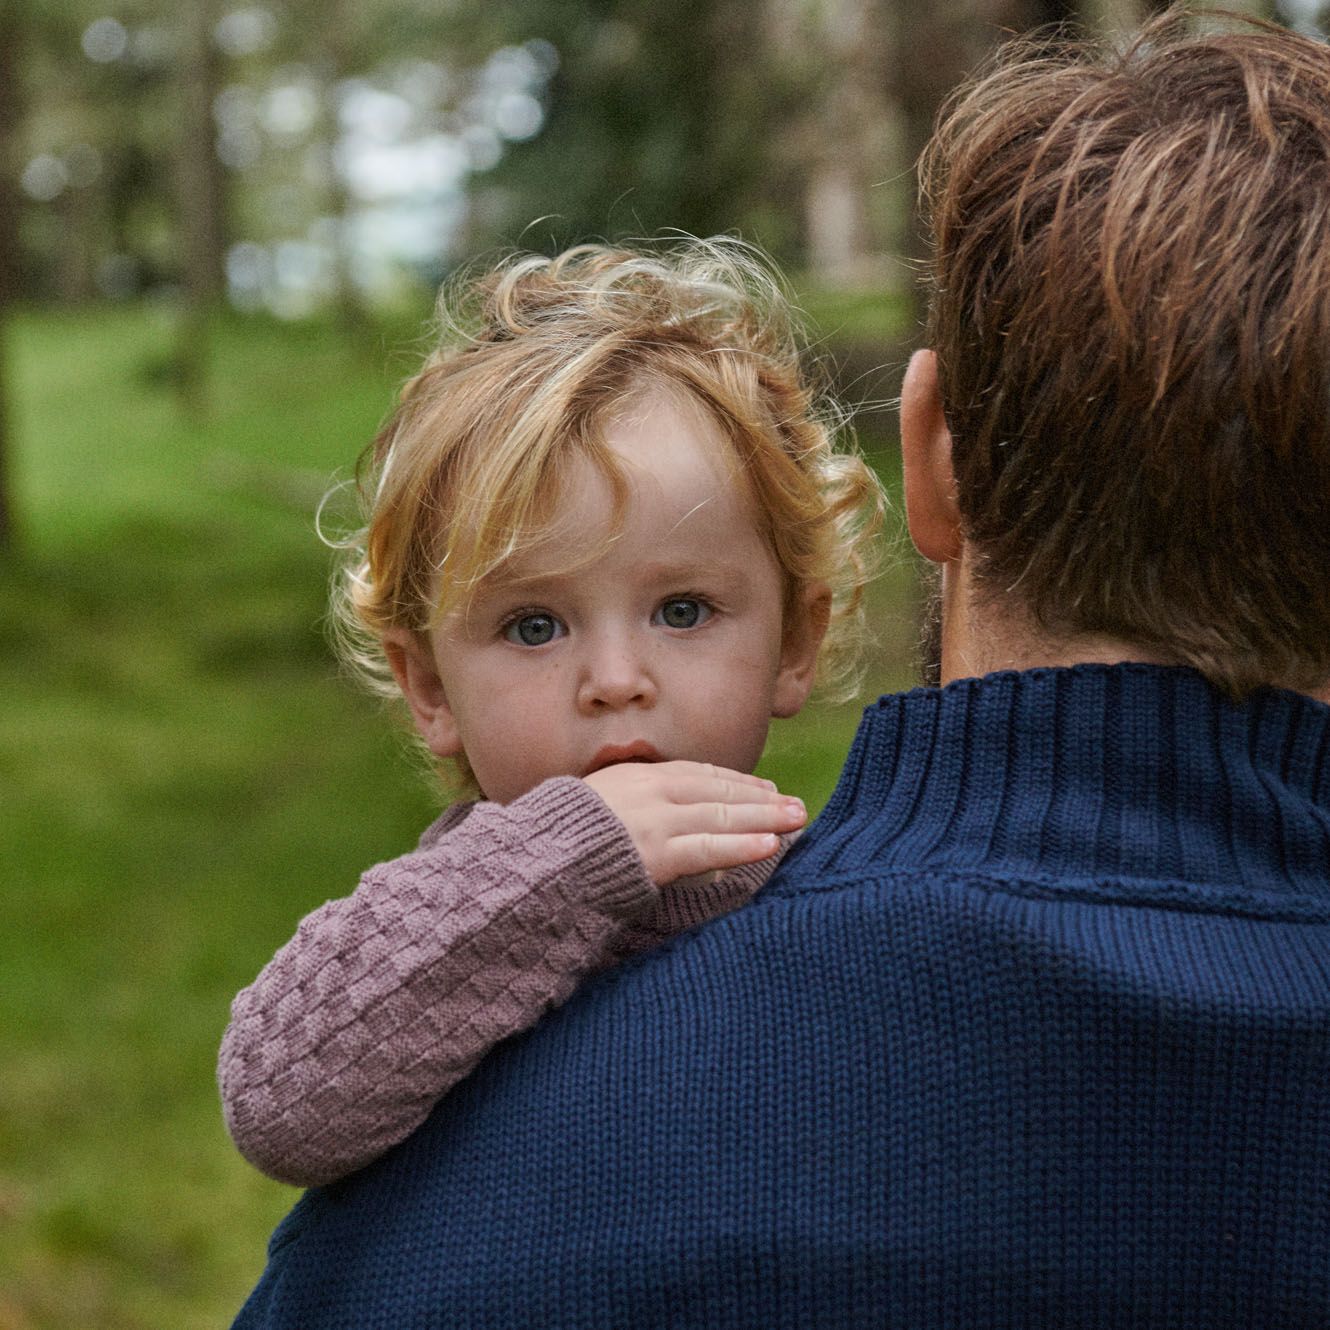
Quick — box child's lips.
[584,741,664,774]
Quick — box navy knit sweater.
[233,665,1330,1328]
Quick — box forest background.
[0,0,1319,1325]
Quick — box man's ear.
[382,628,463,759]
[772,581,832,719]
[900,348,963,564]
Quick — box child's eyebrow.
[637,558,748,583]
[489,557,749,596]
[469,567,583,601]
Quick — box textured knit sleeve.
[217,776,655,1188]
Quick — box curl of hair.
[326,237,885,783]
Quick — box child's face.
[385,387,828,804]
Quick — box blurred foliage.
[466,0,812,258]
[0,0,1016,307]
[5,0,1298,322]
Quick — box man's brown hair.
[920,8,1330,694]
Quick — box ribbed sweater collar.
[778,664,1330,916]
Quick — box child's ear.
[772,581,832,719]
[382,628,463,759]
[900,348,963,564]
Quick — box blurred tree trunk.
[316,0,369,340]
[894,2,988,333]
[1079,0,1175,33]
[799,0,894,287]
[56,187,102,303]
[1197,0,1273,13]
[177,0,226,416]
[0,0,23,555]
[1082,0,1148,31]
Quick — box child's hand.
[583,761,806,886]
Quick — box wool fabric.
[233,665,1330,1329]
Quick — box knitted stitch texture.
[232,666,1330,1329]
[220,776,782,1185]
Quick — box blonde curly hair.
[329,237,884,777]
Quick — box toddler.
[218,239,883,1187]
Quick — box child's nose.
[576,640,657,713]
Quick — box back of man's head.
[921,9,1330,695]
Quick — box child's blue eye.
[654,598,711,630]
[504,613,564,646]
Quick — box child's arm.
[219,767,801,1188]
[218,776,651,1187]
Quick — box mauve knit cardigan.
[233,665,1330,1330]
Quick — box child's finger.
[661,796,806,842]
[687,763,779,792]
[652,763,791,806]
[665,831,785,877]
[638,760,778,797]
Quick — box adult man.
[234,13,1330,1327]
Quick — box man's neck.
[935,557,1165,684]
[935,557,1330,705]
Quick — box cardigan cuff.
[491,776,658,922]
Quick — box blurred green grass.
[0,298,915,1328]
